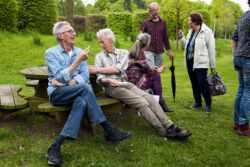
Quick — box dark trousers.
[187,59,211,106]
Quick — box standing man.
[140,2,174,112]
[45,21,130,166]
[141,2,174,67]
[90,28,192,140]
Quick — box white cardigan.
[180,23,216,69]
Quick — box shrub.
[33,36,43,46]
[86,14,106,32]
[114,39,120,48]
[73,15,87,33]
[132,12,149,33]
[0,0,18,32]
[106,12,132,35]
[83,32,96,41]
[130,32,137,42]
[18,0,57,35]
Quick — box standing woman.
[126,33,174,112]
[179,12,215,113]
[231,0,250,136]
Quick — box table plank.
[21,67,48,80]
[0,85,15,109]
[39,66,48,73]
[11,85,28,109]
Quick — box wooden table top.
[20,66,96,80]
[20,66,48,80]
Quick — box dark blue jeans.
[50,83,106,139]
[187,59,211,106]
[233,56,250,125]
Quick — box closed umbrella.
[169,59,176,102]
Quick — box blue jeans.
[50,83,107,139]
[233,57,250,125]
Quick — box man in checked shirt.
[140,2,174,112]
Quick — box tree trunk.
[66,0,74,26]
[176,7,180,50]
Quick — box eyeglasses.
[63,30,76,35]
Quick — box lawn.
[0,31,249,167]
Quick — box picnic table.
[20,66,122,130]
[0,85,28,116]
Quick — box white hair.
[96,28,115,42]
[53,21,70,42]
[148,2,159,12]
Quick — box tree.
[74,0,87,16]
[210,0,240,38]
[124,0,132,12]
[217,4,235,39]
[95,0,110,13]
[160,0,189,49]
[133,0,146,9]
[66,0,74,26]
[58,0,66,16]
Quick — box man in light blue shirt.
[45,21,130,166]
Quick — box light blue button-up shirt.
[45,44,89,96]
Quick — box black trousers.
[187,58,211,106]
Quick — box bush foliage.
[106,12,132,35]
[132,12,149,33]
[86,14,106,32]
[0,0,18,32]
[17,0,57,35]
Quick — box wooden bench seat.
[25,80,39,90]
[37,92,122,136]
[0,85,28,116]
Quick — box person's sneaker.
[105,127,131,143]
[45,144,62,166]
[165,125,192,139]
[189,103,202,109]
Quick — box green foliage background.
[106,12,132,35]
[17,0,57,34]
[0,0,18,32]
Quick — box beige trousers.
[105,83,173,136]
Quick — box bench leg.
[91,103,123,136]
[54,111,94,136]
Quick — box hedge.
[18,0,57,35]
[0,0,18,32]
[86,14,106,32]
[106,12,132,35]
[132,12,150,33]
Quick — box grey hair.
[148,2,159,12]
[96,28,115,42]
[129,33,151,60]
[53,21,70,42]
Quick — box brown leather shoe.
[165,125,192,139]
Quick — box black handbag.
[207,69,227,96]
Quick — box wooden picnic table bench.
[0,85,28,117]
[20,66,123,136]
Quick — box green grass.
[0,31,249,167]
